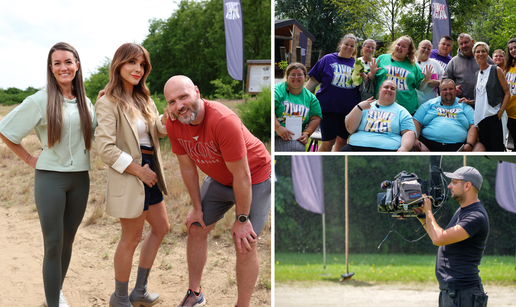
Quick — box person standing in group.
[305,33,363,152]
[415,166,489,307]
[504,38,516,141]
[358,39,377,101]
[416,40,445,106]
[163,75,271,307]
[493,49,506,70]
[368,35,433,115]
[430,35,453,71]
[275,62,322,152]
[95,43,170,307]
[472,42,510,152]
[443,33,494,106]
[0,42,96,307]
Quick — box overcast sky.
[0,0,179,90]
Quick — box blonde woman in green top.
[0,42,96,307]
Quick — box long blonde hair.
[104,43,156,122]
[388,36,416,64]
[46,42,92,150]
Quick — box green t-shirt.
[0,89,97,171]
[275,82,322,133]
[374,54,425,115]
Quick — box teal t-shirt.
[0,89,97,171]
[275,82,322,133]
[348,101,416,150]
[374,54,425,115]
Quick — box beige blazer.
[95,95,168,219]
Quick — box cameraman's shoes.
[177,289,206,307]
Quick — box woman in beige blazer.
[95,43,170,307]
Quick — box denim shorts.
[141,146,163,211]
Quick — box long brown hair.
[505,38,516,73]
[46,42,92,150]
[104,43,156,122]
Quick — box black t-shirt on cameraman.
[436,201,490,290]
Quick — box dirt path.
[275,281,516,306]
[0,203,271,306]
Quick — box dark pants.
[439,284,488,307]
[478,115,505,151]
[419,135,464,152]
[34,170,89,307]
[340,144,396,152]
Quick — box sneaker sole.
[131,300,159,307]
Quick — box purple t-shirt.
[308,53,361,114]
[430,49,452,71]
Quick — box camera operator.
[415,166,489,307]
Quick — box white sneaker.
[59,290,69,307]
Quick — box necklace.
[476,66,489,94]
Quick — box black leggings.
[34,170,89,307]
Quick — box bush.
[0,87,40,105]
[209,78,242,100]
[238,86,271,142]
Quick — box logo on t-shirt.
[435,107,460,119]
[436,60,448,71]
[177,139,223,164]
[507,72,516,96]
[385,66,410,91]
[364,110,396,133]
[193,136,199,141]
[330,63,354,89]
[280,100,309,122]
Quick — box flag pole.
[323,212,326,272]
[341,155,354,281]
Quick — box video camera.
[377,157,446,219]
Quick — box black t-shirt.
[436,202,489,290]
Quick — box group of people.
[275,33,516,152]
[0,42,271,307]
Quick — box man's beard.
[177,98,199,124]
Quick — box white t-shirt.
[417,58,444,106]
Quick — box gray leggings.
[34,170,89,307]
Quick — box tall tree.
[275,0,348,62]
[142,0,270,97]
[84,57,111,103]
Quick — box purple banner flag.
[223,0,244,81]
[431,0,451,49]
[495,161,516,214]
[291,156,324,214]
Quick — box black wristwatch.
[236,214,249,223]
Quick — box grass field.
[275,253,516,284]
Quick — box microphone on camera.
[381,181,392,190]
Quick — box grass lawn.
[275,253,516,284]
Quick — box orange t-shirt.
[166,99,271,186]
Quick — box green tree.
[84,57,111,103]
[142,0,270,97]
[275,0,348,63]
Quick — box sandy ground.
[0,191,271,307]
[275,281,516,306]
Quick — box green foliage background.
[275,155,516,256]
[142,0,271,97]
[277,0,516,60]
[0,87,39,106]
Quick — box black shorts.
[320,112,349,141]
[141,146,163,211]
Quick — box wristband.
[357,104,363,111]
[303,131,311,136]
[465,142,474,148]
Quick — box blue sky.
[0,0,179,90]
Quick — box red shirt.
[166,99,271,186]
